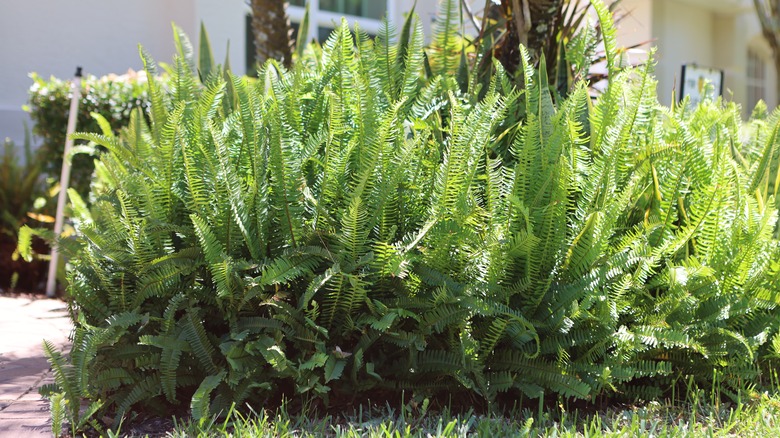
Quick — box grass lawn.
[150,391,780,437]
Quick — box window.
[318,26,335,43]
[290,0,386,19]
[320,0,386,20]
[247,1,390,75]
[290,0,388,43]
[747,49,766,111]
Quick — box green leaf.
[173,23,196,75]
[190,371,226,420]
[199,21,215,80]
[324,355,346,383]
[295,2,310,58]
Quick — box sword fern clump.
[27,0,780,431]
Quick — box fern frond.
[429,0,461,77]
[589,0,619,81]
[182,308,221,374]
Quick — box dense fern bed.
[21,1,780,435]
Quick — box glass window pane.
[318,26,336,42]
[748,50,766,84]
[747,49,767,111]
[342,0,360,16]
[289,0,306,6]
[364,0,387,19]
[320,0,338,13]
[320,0,386,19]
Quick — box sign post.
[46,66,82,298]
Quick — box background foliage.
[26,71,151,198]
[24,0,780,434]
[0,131,52,292]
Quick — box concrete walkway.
[0,296,72,438]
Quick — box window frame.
[747,48,767,111]
[288,0,394,42]
[246,1,395,75]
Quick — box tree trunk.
[526,0,565,57]
[250,0,293,69]
[494,0,565,74]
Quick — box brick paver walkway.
[0,296,71,437]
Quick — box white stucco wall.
[391,0,439,39]
[628,0,771,115]
[195,0,250,75]
[0,0,432,147]
[0,0,193,146]
[652,0,716,105]
[0,0,254,147]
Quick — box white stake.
[46,67,82,298]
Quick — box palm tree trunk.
[526,0,565,58]
[250,0,293,69]
[494,0,565,74]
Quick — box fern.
[429,0,461,77]
[191,371,227,420]
[36,12,780,432]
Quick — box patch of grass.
[147,392,780,437]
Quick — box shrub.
[0,130,52,292]
[26,0,780,432]
[26,70,151,197]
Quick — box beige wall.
[615,0,654,65]
[0,0,206,146]
[0,0,431,147]
[615,0,773,115]
[652,0,716,104]
[733,11,777,111]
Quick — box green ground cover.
[18,1,780,436]
[129,391,780,437]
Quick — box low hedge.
[26,70,152,197]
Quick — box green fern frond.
[42,340,79,410]
[589,0,619,81]
[492,351,591,399]
[114,374,162,422]
[429,0,461,77]
[182,308,221,374]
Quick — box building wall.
[0,0,435,147]
[0,0,207,146]
[615,0,654,65]
[619,0,774,115]
[392,0,439,40]
[652,0,716,104]
[734,10,777,111]
[4,0,775,148]
[195,0,250,75]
